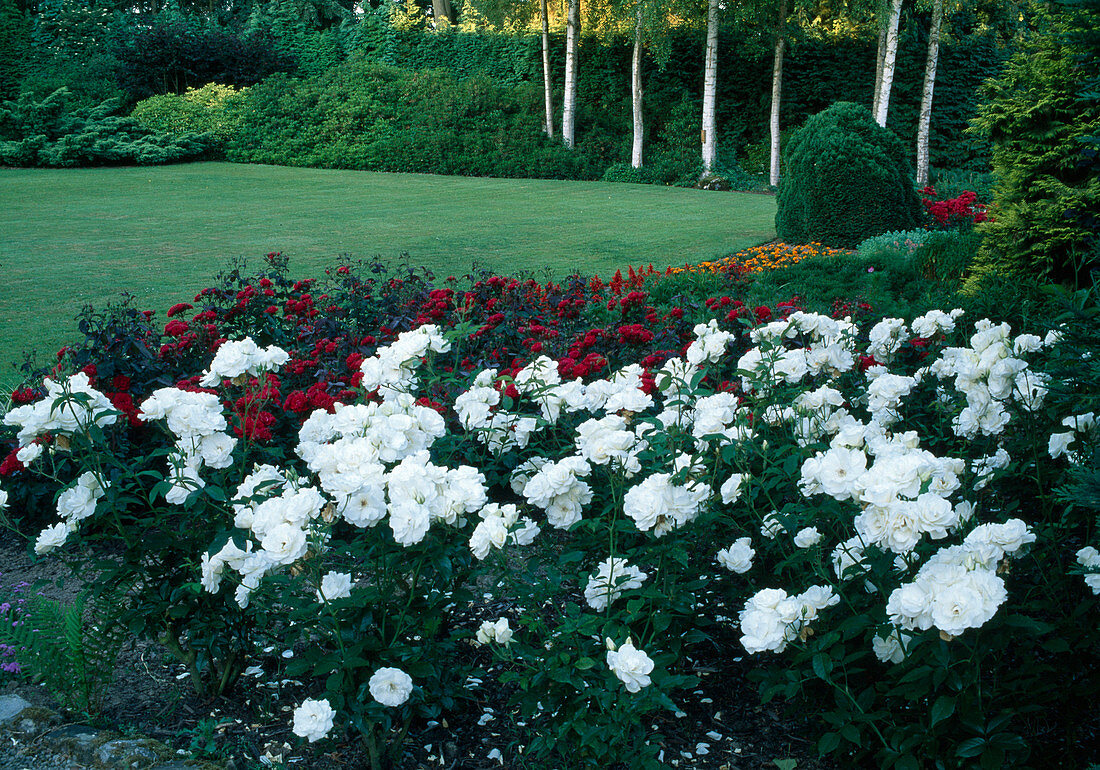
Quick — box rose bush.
[3,255,1098,769]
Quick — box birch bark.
[631,2,644,168]
[562,0,580,148]
[768,0,788,187]
[700,0,719,172]
[874,0,903,127]
[915,0,943,186]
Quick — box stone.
[45,724,101,764]
[0,694,33,726]
[95,738,161,769]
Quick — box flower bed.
[2,256,1098,769]
[666,243,852,278]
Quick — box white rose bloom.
[1048,431,1076,459]
[317,571,353,603]
[292,698,335,743]
[15,443,43,466]
[584,557,648,611]
[717,537,754,573]
[56,483,98,522]
[390,502,432,546]
[260,523,308,565]
[872,630,912,664]
[0,488,6,510]
[606,639,654,693]
[34,522,73,554]
[369,667,414,707]
[1077,546,1100,569]
[793,527,822,549]
[476,618,514,647]
[720,473,746,504]
[200,432,237,469]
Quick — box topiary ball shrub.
[775,101,922,248]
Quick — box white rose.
[606,639,654,693]
[15,443,43,466]
[716,537,755,573]
[292,698,335,743]
[317,571,353,603]
[369,667,414,707]
[35,522,72,554]
[793,527,822,549]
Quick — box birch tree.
[874,0,903,126]
[915,0,943,185]
[631,0,644,166]
[561,0,580,147]
[768,0,789,186]
[541,0,554,137]
[700,0,719,172]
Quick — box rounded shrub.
[775,101,922,248]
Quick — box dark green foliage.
[968,5,1100,289]
[0,0,30,99]
[775,102,923,249]
[226,62,600,179]
[929,167,995,202]
[112,16,297,101]
[339,18,1006,174]
[0,89,211,167]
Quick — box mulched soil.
[0,535,835,769]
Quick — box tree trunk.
[915,0,943,187]
[769,0,788,188]
[431,0,453,26]
[872,27,886,115]
[541,0,554,137]
[631,2,644,168]
[874,0,903,127]
[700,0,719,173]
[562,0,580,148]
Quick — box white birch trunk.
[874,0,903,127]
[915,0,943,187]
[541,0,554,137]
[631,2,644,168]
[872,27,886,116]
[562,0,580,149]
[769,0,788,188]
[700,0,719,173]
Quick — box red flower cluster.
[920,187,989,230]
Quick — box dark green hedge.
[225,62,600,179]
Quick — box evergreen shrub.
[967,9,1100,289]
[775,101,923,249]
[0,89,211,167]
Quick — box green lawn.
[0,162,776,386]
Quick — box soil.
[0,536,836,770]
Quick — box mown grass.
[0,162,776,386]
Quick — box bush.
[775,101,923,249]
[130,83,247,147]
[967,7,1100,289]
[226,62,602,180]
[4,254,1099,768]
[858,229,937,259]
[0,89,211,167]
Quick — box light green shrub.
[130,83,247,146]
